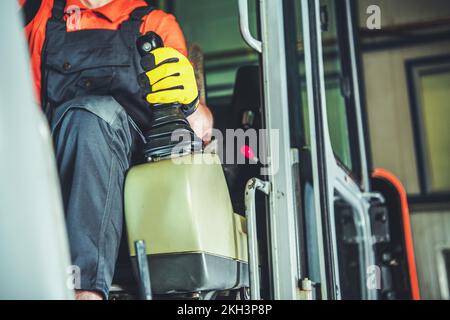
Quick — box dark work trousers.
[51,95,142,298]
[41,0,155,299]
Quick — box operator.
[20,0,213,300]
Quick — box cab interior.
[113,0,378,300]
[9,0,450,300]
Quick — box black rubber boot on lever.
[137,32,202,161]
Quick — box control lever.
[136,32,201,161]
[137,32,164,57]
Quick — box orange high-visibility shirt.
[20,0,187,104]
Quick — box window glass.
[418,70,450,192]
[443,249,450,294]
[173,0,259,100]
[297,2,354,172]
[319,0,354,171]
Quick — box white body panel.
[0,2,73,300]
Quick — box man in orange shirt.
[21,0,213,300]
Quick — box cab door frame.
[239,0,302,300]
[240,0,381,300]
[300,0,379,299]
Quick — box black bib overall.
[41,0,156,297]
[43,0,154,130]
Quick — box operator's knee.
[52,96,133,169]
[58,108,106,144]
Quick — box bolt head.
[142,42,152,52]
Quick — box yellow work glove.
[138,47,199,116]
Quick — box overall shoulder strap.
[128,5,155,28]
[120,5,155,48]
[21,0,43,26]
[51,0,67,21]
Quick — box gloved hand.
[138,47,199,116]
